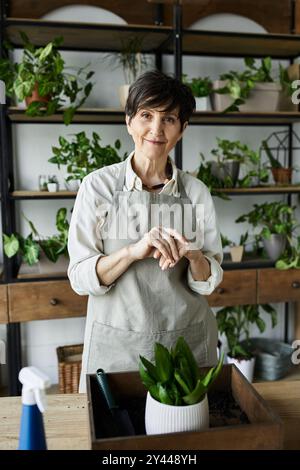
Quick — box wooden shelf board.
[214,185,300,195]
[5,18,172,52]
[5,19,300,58]
[190,111,300,125]
[182,29,300,58]
[8,108,300,124]
[11,190,77,199]
[17,257,69,280]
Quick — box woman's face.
[126,106,187,161]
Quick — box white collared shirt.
[68,151,223,297]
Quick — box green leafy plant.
[103,36,148,84]
[276,235,300,270]
[0,32,94,125]
[182,74,212,98]
[235,201,298,242]
[216,304,277,360]
[221,231,249,249]
[196,157,231,200]
[215,56,292,112]
[2,208,70,265]
[139,336,224,406]
[261,139,283,169]
[49,131,127,182]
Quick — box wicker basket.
[56,344,83,394]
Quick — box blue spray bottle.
[18,366,51,450]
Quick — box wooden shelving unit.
[8,107,300,125]
[2,6,300,395]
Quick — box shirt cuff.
[68,253,115,296]
[187,255,223,296]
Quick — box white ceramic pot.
[119,84,130,109]
[47,182,58,192]
[227,356,255,382]
[145,391,209,435]
[64,179,81,191]
[195,96,211,111]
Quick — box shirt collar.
[125,151,179,195]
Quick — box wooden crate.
[86,365,283,450]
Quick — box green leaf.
[174,369,191,395]
[139,355,160,383]
[158,384,173,405]
[39,42,53,62]
[154,342,173,383]
[139,362,155,389]
[23,238,40,265]
[3,233,19,257]
[63,107,75,125]
[174,336,200,384]
[182,378,206,405]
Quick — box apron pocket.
[87,319,209,374]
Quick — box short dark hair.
[125,70,195,130]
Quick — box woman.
[67,70,223,392]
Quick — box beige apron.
[79,160,218,392]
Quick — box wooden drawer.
[207,269,257,307]
[258,268,300,303]
[8,280,87,322]
[0,285,8,324]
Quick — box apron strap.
[115,158,128,192]
[176,171,189,200]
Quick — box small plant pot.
[25,83,51,106]
[195,96,211,111]
[230,245,244,262]
[118,84,130,109]
[210,160,240,186]
[271,167,292,185]
[226,356,255,382]
[263,234,286,261]
[47,182,58,192]
[64,179,81,191]
[145,391,209,435]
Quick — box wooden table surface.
[0,381,299,450]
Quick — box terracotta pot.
[271,167,292,184]
[25,83,51,106]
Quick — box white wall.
[1,6,299,384]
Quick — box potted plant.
[139,336,224,435]
[46,175,59,192]
[0,32,94,125]
[3,207,70,266]
[216,304,277,382]
[49,131,126,188]
[235,201,298,261]
[208,138,260,187]
[182,74,212,111]
[260,130,300,185]
[103,36,148,109]
[211,57,293,113]
[221,232,249,262]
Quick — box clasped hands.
[131,226,204,271]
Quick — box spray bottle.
[18,366,51,450]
